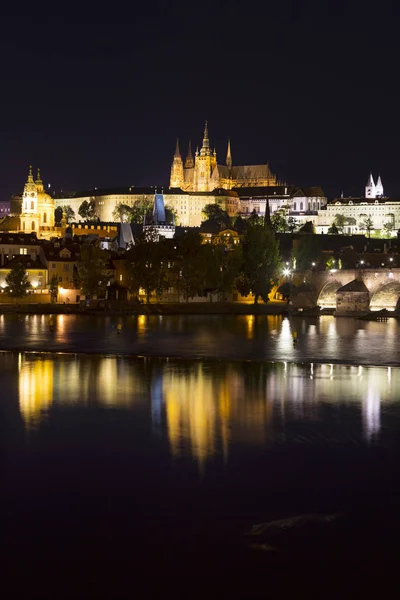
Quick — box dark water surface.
[2,315,400,596]
[1,313,400,364]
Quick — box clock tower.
[20,166,40,232]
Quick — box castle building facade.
[315,175,400,234]
[170,122,280,192]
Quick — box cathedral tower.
[226,139,232,171]
[194,121,216,192]
[365,173,376,198]
[375,175,384,198]
[185,141,194,169]
[170,139,184,188]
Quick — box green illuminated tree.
[383,222,394,237]
[5,262,30,301]
[333,213,347,233]
[78,199,98,222]
[112,203,132,222]
[287,216,298,233]
[270,212,289,233]
[359,217,374,238]
[130,199,153,224]
[201,204,231,229]
[164,204,179,225]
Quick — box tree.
[176,229,205,301]
[292,235,324,271]
[164,204,179,225]
[127,231,167,303]
[76,243,111,298]
[236,222,280,305]
[233,215,247,234]
[5,262,30,301]
[112,203,132,222]
[49,275,59,303]
[327,223,339,235]
[359,217,374,238]
[383,222,394,237]
[201,203,231,229]
[333,214,347,233]
[298,221,315,234]
[203,240,243,301]
[130,199,153,224]
[78,199,98,222]
[287,216,298,233]
[270,212,289,233]
[247,209,263,226]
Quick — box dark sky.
[0,2,399,200]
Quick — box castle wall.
[55,193,240,227]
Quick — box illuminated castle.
[20,166,55,232]
[170,122,279,192]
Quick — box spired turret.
[185,140,194,169]
[375,175,384,198]
[169,138,184,188]
[226,139,232,171]
[365,173,376,198]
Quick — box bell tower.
[20,166,40,233]
[365,173,376,198]
[194,121,215,192]
[170,139,184,189]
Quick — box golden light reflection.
[19,356,53,428]
[137,315,147,337]
[162,363,273,468]
[246,315,254,339]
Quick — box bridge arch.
[317,280,343,309]
[370,281,400,311]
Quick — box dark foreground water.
[2,315,400,596]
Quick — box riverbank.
[0,301,293,316]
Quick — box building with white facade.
[315,175,399,235]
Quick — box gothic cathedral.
[170,122,279,192]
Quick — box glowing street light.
[283,268,291,276]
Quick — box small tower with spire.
[169,138,184,189]
[365,173,376,198]
[375,175,384,198]
[200,121,211,156]
[185,141,194,169]
[194,121,216,192]
[226,139,232,171]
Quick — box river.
[1,314,400,596]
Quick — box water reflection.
[18,354,53,428]
[13,353,399,464]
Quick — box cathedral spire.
[27,165,34,183]
[376,175,384,197]
[36,167,42,183]
[200,120,211,156]
[185,140,194,168]
[226,139,232,170]
[174,138,181,158]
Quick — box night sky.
[1,2,399,201]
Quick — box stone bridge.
[291,268,400,310]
